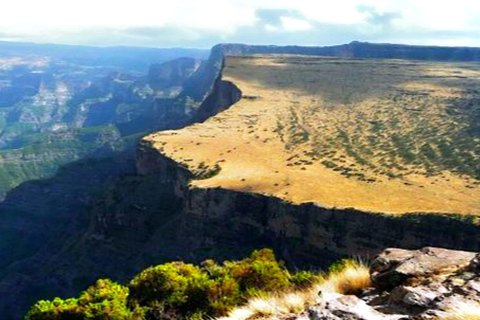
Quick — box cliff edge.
[143,54,480,214]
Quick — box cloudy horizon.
[1,0,480,48]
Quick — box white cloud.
[0,0,252,33]
[280,17,312,31]
[1,0,480,47]
[361,0,480,30]
[265,24,280,32]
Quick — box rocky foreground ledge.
[304,247,480,320]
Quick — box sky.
[1,0,480,48]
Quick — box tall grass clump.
[218,258,371,320]
[320,258,371,295]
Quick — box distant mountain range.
[0,40,209,72]
[211,41,480,61]
[0,42,211,198]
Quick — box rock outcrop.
[303,247,480,320]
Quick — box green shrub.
[26,249,318,320]
[289,270,320,289]
[26,280,143,320]
[25,298,83,320]
[226,248,291,294]
[204,274,241,315]
[128,249,291,317]
[128,261,210,313]
[79,279,140,320]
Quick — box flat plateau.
[145,55,480,215]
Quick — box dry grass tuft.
[281,292,308,313]
[217,289,317,320]
[216,259,371,320]
[247,297,280,316]
[321,259,371,295]
[220,307,255,320]
[443,301,480,320]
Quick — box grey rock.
[307,306,341,320]
[402,291,433,307]
[469,253,480,273]
[307,295,405,320]
[371,247,476,290]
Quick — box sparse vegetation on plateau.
[146,54,480,214]
[193,162,222,180]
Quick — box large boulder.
[370,247,476,290]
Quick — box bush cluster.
[26,279,145,320]
[26,249,318,320]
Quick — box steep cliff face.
[133,141,480,267]
[148,57,201,91]
[192,78,242,123]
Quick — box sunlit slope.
[145,55,480,214]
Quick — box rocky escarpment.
[298,247,480,319]
[124,47,480,265]
[147,57,201,91]
[192,77,242,123]
[133,142,480,267]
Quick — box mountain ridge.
[210,41,480,62]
